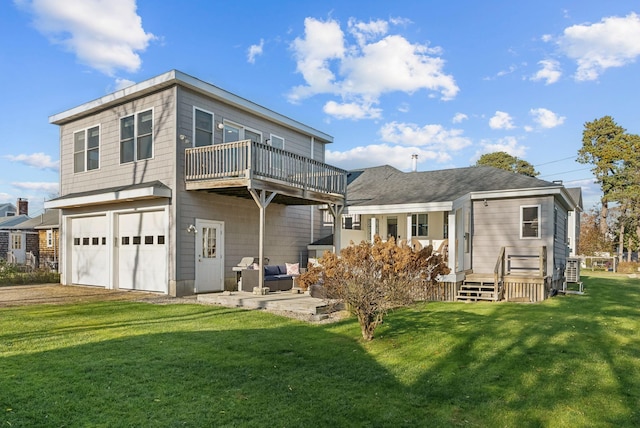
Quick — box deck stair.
[457,274,502,302]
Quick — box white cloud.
[11,182,59,193]
[530,108,565,128]
[114,78,135,90]
[348,18,388,46]
[379,121,472,151]
[326,144,451,171]
[531,59,562,84]
[452,112,468,123]
[289,17,458,118]
[473,136,527,161]
[20,0,155,75]
[557,13,640,81]
[4,152,59,171]
[323,100,382,120]
[247,38,264,64]
[489,111,515,130]
[289,17,346,102]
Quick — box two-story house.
[45,70,346,296]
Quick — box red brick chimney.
[17,198,28,216]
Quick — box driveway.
[0,284,168,308]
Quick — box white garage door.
[71,216,109,287]
[118,211,167,292]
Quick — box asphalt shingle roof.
[346,165,558,207]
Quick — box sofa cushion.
[277,265,287,275]
[265,265,280,276]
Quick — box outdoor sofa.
[240,264,300,292]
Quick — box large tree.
[475,152,539,177]
[577,116,637,235]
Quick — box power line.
[534,155,578,167]
[539,167,592,178]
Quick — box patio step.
[197,291,333,315]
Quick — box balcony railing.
[185,140,347,197]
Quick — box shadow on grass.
[1,274,639,426]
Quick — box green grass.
[1,273,639,427]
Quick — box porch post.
[406,214,412,244]
[447,211,456,271]
[249,189,277,293]
[328,203,344,253]
[370,217,377,242]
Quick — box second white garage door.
[117,211,167,293]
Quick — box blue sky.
[2,1,640,215]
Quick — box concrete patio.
[197,290,335,316]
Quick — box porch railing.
[499,246,547,277]
[185,140,347,196]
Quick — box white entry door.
[195,219,224,293]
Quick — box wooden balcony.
[185,140,347,205]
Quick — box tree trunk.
[357,312,377,341]
[619,222,625,259]
[600,200,608,237]
[628,235,633,262]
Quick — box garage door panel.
[118,211,167,293]
[71,216,108,287]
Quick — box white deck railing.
[185,140,347,196]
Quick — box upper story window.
[74,126,100,173]
[222,122,262,144]
[194,108,213,147]
[269,134,284,149]
[412,213,428,237]
[120,109,153,163]
[521,205,541,238]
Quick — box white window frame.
[520,205,541,239]
[73,125,100,173]
[46,230,54,248]
[269,134,285,150]
[120,109,154,164]
[222,121,262,144]
[11,233,22,250]
[412,213,429,237]
[193,107,214,147]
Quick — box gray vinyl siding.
[176,87,323,157]
[472,196,555,275]
[175,191,316,287]
[58,86,178,196]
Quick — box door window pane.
[202,227,217,258]
[245,129,261,143]
[223,124,240,143]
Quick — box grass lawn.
[1,273,639,427]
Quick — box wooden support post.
[249,189,277,292]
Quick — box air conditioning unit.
[565,258,580,283]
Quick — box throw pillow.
[286,262,300,275]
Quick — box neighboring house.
[0,214,32,264]
[0,203,17,217]
[45,70,346,296]
[4,209,60,269]
[324,165,582,302]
